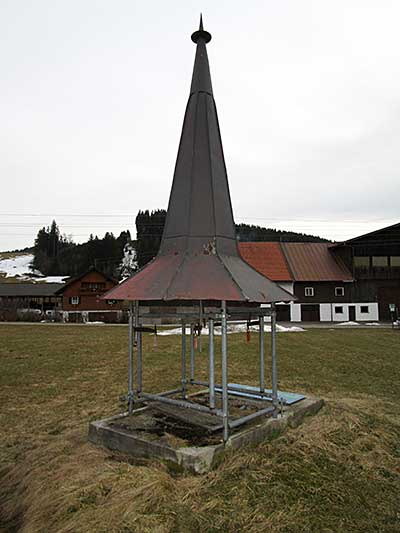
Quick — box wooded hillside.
[31,213,329,278]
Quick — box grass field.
[0,324,399,532]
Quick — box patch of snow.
[0,253,66,283]
[365,322,380,326]
[0,254,33,278]
[85,321,105,325]
[158,322,305,336]
[337,321,360,326]
[38,276,66,283]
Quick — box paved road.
[0,321,395,329]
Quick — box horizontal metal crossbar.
[134,326,157,333]
[139,391,224,417]
[137,307,272,321]
[191,379,274,400]
[229,405,275,429]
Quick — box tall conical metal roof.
[105,18,293,303]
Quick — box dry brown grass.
[0,325,399,532]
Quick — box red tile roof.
[281,243,353,281]
[239,242,292,281]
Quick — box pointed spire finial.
[191,14,211,43]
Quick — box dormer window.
[335,287,344,297]
[304,287,314,297]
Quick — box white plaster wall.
[332,304,348,322]
[290,303,301,322]
[320,303,332,322]
[330,303,378,322]
[355,303,379,321]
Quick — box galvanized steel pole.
[190,323,195,382]
[209,317,215,409]
[134,300,139,346]
[181,321,187,398]
[128,301,134,414]
[271,303,278,417]
[136,302,142,395]
[221,300,229,442]
[259,314,265,393]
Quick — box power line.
[0,213,396,224]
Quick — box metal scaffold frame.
[126,300,280,442]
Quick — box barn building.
[239,222,400,322]
[330,222,400,321]
[0,283,62,319]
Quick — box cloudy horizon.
[1,0,399,251]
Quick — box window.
[70,296,80,305]
[390,256,400,267]
[335,306,343,314]
[107,299,117,305]
[372,256,388,267]
[304,287,314,297]
[335,287,344,297]
[81,282,106,291]
[354,256,369,268]
[360,305,369,314]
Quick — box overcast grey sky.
[1,0,399,251]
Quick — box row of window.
[81,282,106,291]
[354,256,400,268]
[304,287,344,297]
[69,297,117,305]
[334,305,369,314]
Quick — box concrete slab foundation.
[89,396,324,473]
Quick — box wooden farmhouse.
[55,267,124,323]
[239,222,400,322]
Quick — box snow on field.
[0,253,65,283]
[158,323,305,336]
[0,254,34,278]
[37,275,66,283]
[337,321,360,326]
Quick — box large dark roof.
[0,283,64,297]
[282,243,353,282]
[105,19,293,303]
[331,221,400,247]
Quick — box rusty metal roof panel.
[104,254,183,301]
[165,254,243,301]
[239,242,292,281]
[281,243,353,281]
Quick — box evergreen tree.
[135,209,166,268]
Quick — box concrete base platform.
[89,396,324,473]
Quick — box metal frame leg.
[259,314,265,393]
[209,317,215,409]
[137,322,142,396]
[271,303,278,417]
[181,321,187,398]
[134,300,139,346]
[128,302,134,414]
[190,323,195,382]
[221,300,229,442]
